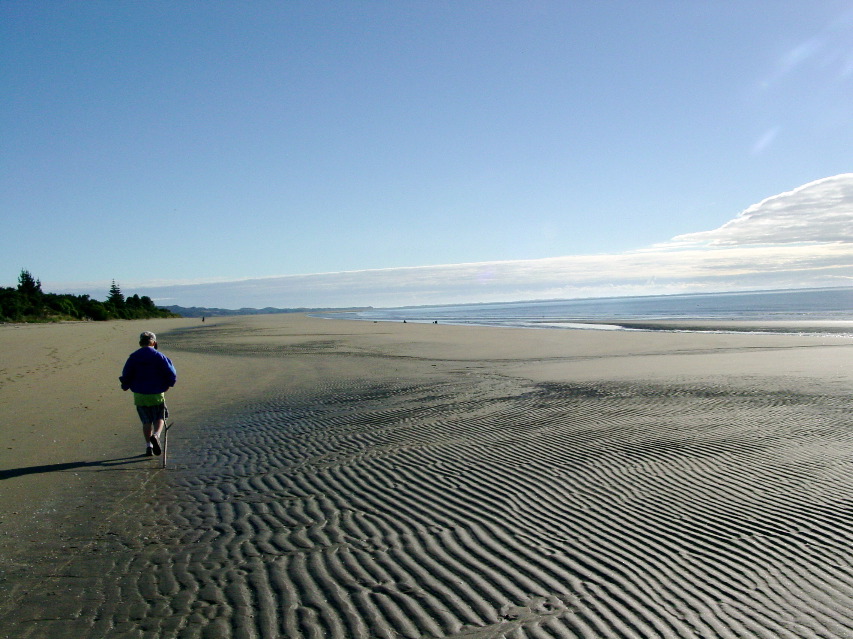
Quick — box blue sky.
[2,2,852,308]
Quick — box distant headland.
[1,269,371,323]
[163,305,372,318]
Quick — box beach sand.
[1,314,852,638]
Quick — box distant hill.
[165,305,370,318]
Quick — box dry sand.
[1,314,852,638]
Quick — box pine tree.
[17,269,42,298]
[107,280,125,308]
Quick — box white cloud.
[50,175,853,309]
[663,174,853,247]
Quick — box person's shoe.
[146,447,154,457]
[150,434,161,456]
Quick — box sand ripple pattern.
[12,377,853,638]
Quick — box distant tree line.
[0,270,180,322]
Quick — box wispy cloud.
[51,175,853,309]
[760,9,853,89]
[751,127,780,156]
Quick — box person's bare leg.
[146,415,164,456]
[142,421,154,455]
[152,418,164,440]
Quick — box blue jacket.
[120,347,177,394]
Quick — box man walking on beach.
[119,331,177,456]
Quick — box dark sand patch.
[5,375,853,637]
[1,315,852,638]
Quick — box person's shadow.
[0,455,155,480]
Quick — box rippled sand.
[1,315,852,638]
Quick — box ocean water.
[323,287,853,333]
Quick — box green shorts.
[133,393,166,425]
[136,404,166,424]
[134,392,165,407]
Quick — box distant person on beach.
[119,331,177,456]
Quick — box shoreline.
[563,318,853,336]
[320,314,853,337]
[1,314,852,637]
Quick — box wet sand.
[1,314,852,638]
